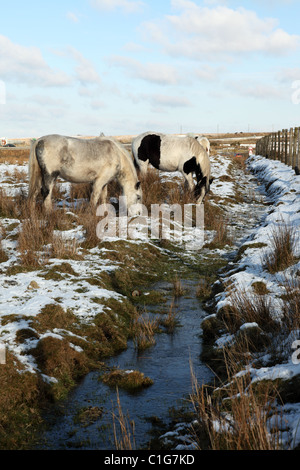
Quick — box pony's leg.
[90,178,107,207]
[195,187,206,205]
[41,172,58,213]
[182,172,195,192]
[100,184,108,204]
[139,160,149,175]
[42,179,55,213]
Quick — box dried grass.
[112,389,136,450]
[132,311,160,351]
[263,222,297,274]
[223,288,278,334]
[190,353,281,450]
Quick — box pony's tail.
[28,139,41,200]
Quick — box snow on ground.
[215,155,300,314]
[211,154,300,449]
[0,152,237,381]
[1,151,300,447]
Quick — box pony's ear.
[195,136,199,140]
[135,181,141,190]
[209,177,214,185]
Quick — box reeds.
[172,275,185,297]
[281,275,300,332]
[160,302,179,333]
[131,311,160,351]
[226,288,278,334]
[263,222,297,274]
[112,389,136,450]
[190,353,282,450]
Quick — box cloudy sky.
[0,0,300,138]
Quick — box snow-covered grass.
[200,154,300,449]
[1,145,299,450]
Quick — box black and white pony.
[28,134,142,215]
[180,134,210,156]
[132,132,212,204]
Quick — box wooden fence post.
[274,132,277,160]
[293,127,298,168]
[284,129,288,164]
[296,127,300,169]
[256,138,260,156]
[288,128,294,167]
[278,131,281,161]
[264,136,268,157]
[272,133,276,160]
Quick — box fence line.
[256,127,300,170]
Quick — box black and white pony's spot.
[183,156,198,175]
[183,156,204,184]
[137,134,162,170]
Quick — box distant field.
[0,132,268,164]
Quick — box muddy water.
[37,157,270,450]
[37,281,212,450]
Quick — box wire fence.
[256,127,300,170]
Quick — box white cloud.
[109,56,181,85]
[195,64,224,81]
[90,99,106,110]
[89,0,144,13]
[55,47,102,86]
[66,11,80,23]
[228,79,286,100]
[143,2,300,60]
[0,35,72,87]
[149,93,191,108]
[126,91,191,109]
[278,67,300,83]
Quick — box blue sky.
[0,0,300,138]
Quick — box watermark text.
[96,198,204,251]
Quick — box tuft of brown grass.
[18,209,54,267]
[172,275,185,297]
[190,352,282,450]
[140,168,195,211]
[222,288,278,335]
[112,389,136,450]
[50,233,83,260]
[0,188,24,219]
[263,222,297,274]
[102,368,153,392]
[160,302,179,333]
[196,276,214,300]
[76,202,101,249]
[281,276,300,332]
[139,168,164,210]
[204,199,232,249]
[131,311,160,351]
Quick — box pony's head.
[196,136,210,156]
[194,176,213,204]
[127,180,143,216]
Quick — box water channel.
[36,158,270,450]
[37,280,212,450]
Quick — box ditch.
[35,154,270,450]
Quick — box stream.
[37,281,212,450]
[36,156,270,451]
